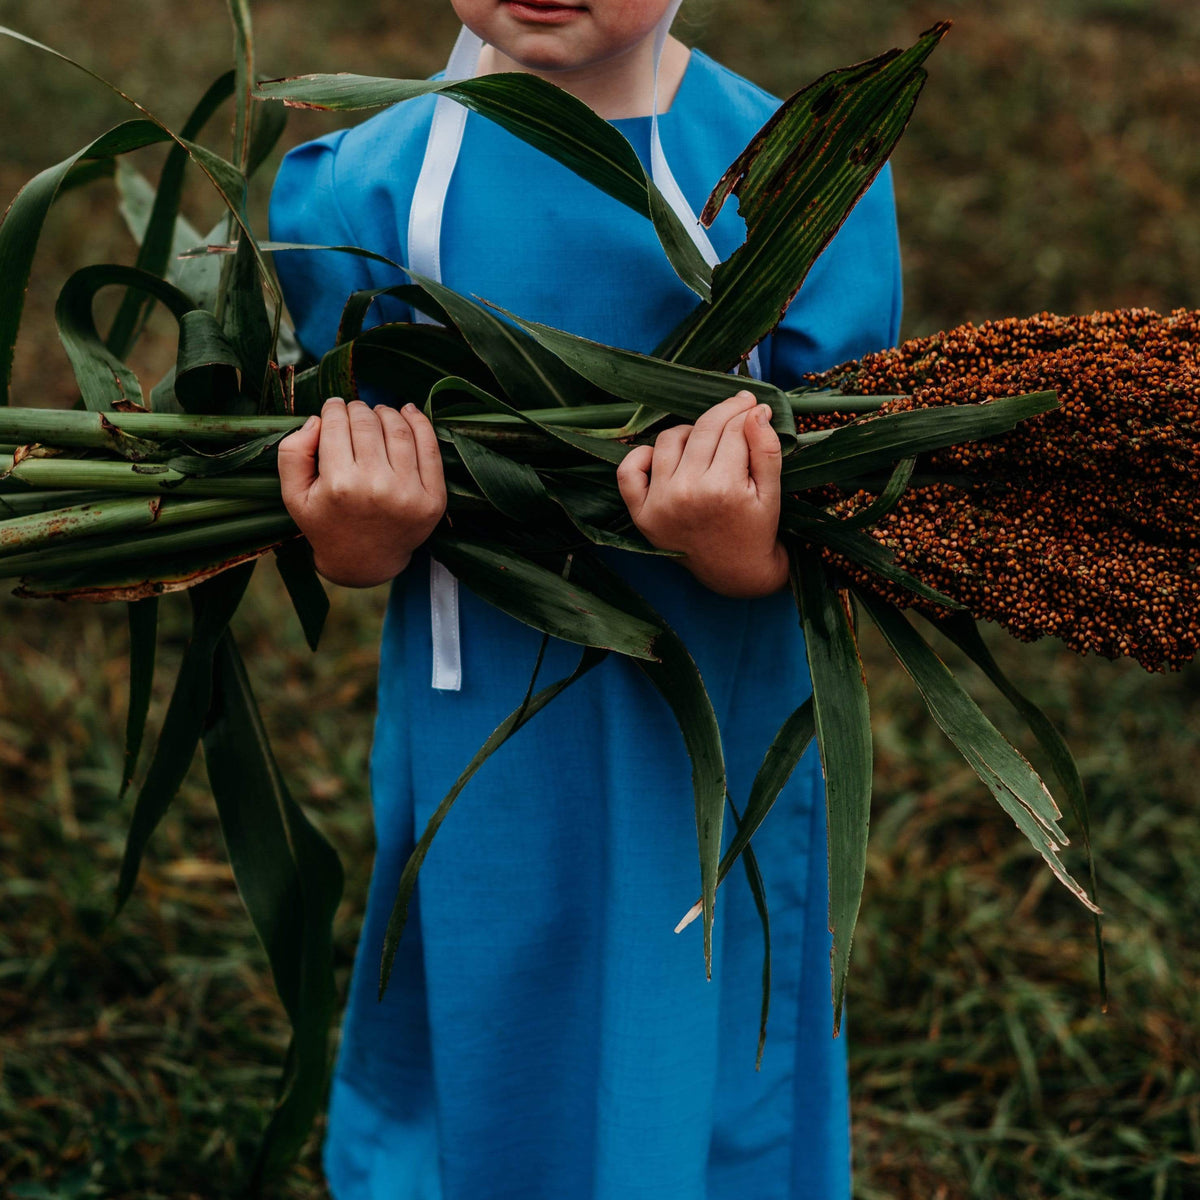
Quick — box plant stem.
[0,410,303,448]
[0,495,275,555]
[0,509,296,579]
[0,455,281,497]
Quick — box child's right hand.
[277,397,447,588]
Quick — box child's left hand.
[616,391,789,598]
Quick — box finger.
[616,444,654,520]
[709,409,752,484]
[276,414,321,502]
[650,425,691,480]
[746,404,783,506]
[402,403,445,496]
[316,397,355,476]
[346,399,390,471]
[678,390,757,473]
[377,403,417,474]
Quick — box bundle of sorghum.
[805,308,1200,671]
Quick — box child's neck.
[476,35,691,120]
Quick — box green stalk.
[0,409,303,448]
[0,455,281,497]
[0,509,296,579]
[0,489,110,517]
[0,495,274,555]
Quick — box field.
[1,1,1198,1196]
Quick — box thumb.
[746,405,782,505]
[277,415,321,505]
[616,444,653,521]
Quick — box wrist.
[683,539,790,598]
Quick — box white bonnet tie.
[410,2,762,691]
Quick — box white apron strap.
[413,11,760,691]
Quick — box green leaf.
[56,264,194,412]
[485,300,797,444]
[428,533,660,659]
[202,629,343,1188]
[222,233,274,407]
[379,644,608,997]
[568,551,727,979]
[175,310,244,413]
[932,612,1107,1003]
[659,23,949,369]
[780,391,1058,491]
[405,273,605,411]
[107,71,236,358]
[120,597,158,799]
[859,590,1099,914]
[780,495,961,610]
[255,71,712,300]
[0,119,175,405]
[448,430,558,524]
[273,540,329,652]
[727,797,772,1070]
[793,555,872,1034]
[112,561,255,917]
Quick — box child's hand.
[277,397,447,588]
[616,391,789,598]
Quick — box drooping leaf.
[120,597,158,798]
[568,551,727,979]
[484,299,796,442]
[727,796,772,1070]
[428,533,660,659]
[793,554,872,1034]
[175,310,244,412]
[56,264,194,412]
[222,232,275,408]
[658,23,950,369]
[859,590,1099,914]
[0,118,176,405]
[379,643,608,997]
[107,71,236,358]
[273,539,329,652]
[932,611,1107,1003]
[255,71,712,300]
[112,561,255,916]
[202,629,343,1188]
[780,391,1057,492]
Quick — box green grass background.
[1,1,1198,1196]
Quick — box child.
[270,1,901,1195]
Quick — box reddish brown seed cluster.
[797,308,1200,671]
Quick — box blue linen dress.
[270,48,901,1200]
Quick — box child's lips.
[502,1,588,24]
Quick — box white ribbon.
[412,6,761,690]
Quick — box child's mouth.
[502,1,587,24]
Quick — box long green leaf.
[568,551,727,978]
[379,645,607,996]
[780,391,1058,491]
[202,629,343,1188]
[727,797,773,1070]
[659,23,949,369]
[428,533,660,659]
[793,554,872,1034]
[932,612,1107,1003]
[111,562,255,916]
[485,300,797,443]
[108,71,236,357]
[859,591,1099,914]
[273,540,329,652]
[56,265,195,412]
[120,597,158,799]
[255,71,712,300]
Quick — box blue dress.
[270,48,901,1200]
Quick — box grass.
[1,0,1198,1196]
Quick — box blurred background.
[1,1,1197,1196]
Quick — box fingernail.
[756,405,772,424]
[303,415,319,430]
[323,396,345,406]
[738,389,756,400]
[403,403,417,414]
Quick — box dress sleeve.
[761,162,903,388]
[268,130,377,362]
